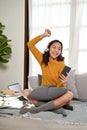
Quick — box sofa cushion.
[28,76,39,89]
[66,70,79,99]
[75,73,87,101]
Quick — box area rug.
[0,100,87,126]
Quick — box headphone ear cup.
[45,48,49,52]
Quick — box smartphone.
[59,66,71,77]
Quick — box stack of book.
[0,95,4,107]
[0,89,23,108]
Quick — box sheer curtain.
[71,0,87,73]
[28,0,87,76]
[69,0,84,72]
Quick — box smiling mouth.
[52,53,59,57]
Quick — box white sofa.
[28,70,87,102]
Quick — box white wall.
[0,0,25,91]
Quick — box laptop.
[8,83,22,96]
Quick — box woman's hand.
[44,29,51,37]
[59,73,69,84]
[40,29,51,39]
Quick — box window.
[78,1,87,73]
[29,0,87,75]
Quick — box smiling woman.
[20,28,73,115]
[29,0,87,75]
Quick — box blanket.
[0,100,87,126]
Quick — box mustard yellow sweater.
[27,36,66,87]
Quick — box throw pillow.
[66,70,79,99]
[28,76,39,89]
[38,74,42,86]
[75,73,87,101]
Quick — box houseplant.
[0,22,12,63]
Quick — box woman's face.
[49,42,62,60]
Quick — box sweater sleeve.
[27,35,43,65]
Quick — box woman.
[20,29,73,116]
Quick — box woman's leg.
[22,88,73,108]
[22,89,38,104]
[54,91,73,108]
[20,90,73,115]
[28,86,68,101]
[20,98,67,116]
[22,89,48,107]
[22,87,68,105]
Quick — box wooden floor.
[0,117,87,130]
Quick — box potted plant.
[0,22,12,63]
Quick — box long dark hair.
[42,39,65,65]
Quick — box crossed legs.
[20,88,73,116]
[22,88,73,108]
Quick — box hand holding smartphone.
[59,66,71,78]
